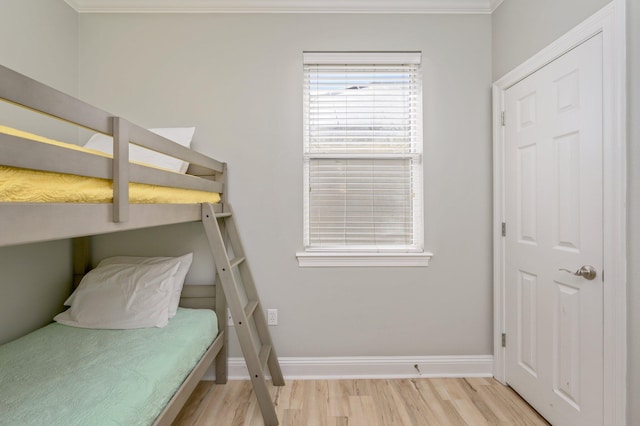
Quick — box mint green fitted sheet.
[0,308,218,426]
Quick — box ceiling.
[64,0,505,14]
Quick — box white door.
[504,33,603,426]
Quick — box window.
[298,52,431,267]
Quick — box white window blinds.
[303,52,423,252]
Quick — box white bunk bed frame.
[0,64,230,425]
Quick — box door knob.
[559,265,597,280]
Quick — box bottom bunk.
[0,203,285,425]
[0,285,226,426]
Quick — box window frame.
[297,51,432,267]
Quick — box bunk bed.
[0,64,229,426]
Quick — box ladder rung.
[244,300,259,318]
[216,212,232,219]
[258,344,272,370]
[230,256,245,268]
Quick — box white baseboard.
[203,355,493,381]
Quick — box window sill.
[296,251,433,267]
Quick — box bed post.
[72,237,91,289]
[215,162,228,384]
[112,117,130,223]
[220,162,228,207]
[215,275,228,384]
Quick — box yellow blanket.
[0,126,220,204]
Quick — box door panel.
[553,132,581,251]
[518,142,538,244]
[555,282,581,408]
[518,271,538,375]
[504,33,603,426]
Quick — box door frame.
[492,2,627,425]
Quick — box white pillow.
[96,253,193,319]
[84,127,195,173]
[54,261,180,330]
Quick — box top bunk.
[0,64,226,248]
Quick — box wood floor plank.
[412,378,457,425]
[173,378,550,426]
[326,380,351,417]
[391,379,437,426]
[369,379,415,425]
[459,378,504,424]
[172,381,214,425]
[486,384,549,425]
[302,380,329,426]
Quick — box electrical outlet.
[267,309,278,326]
[227,308,234,326]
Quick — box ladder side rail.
[200,204,279,426]
[224,210,285,386]
[238,263,284,386]
[201,205,260,362]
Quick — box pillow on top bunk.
[54,260,180,329]
[83,127,195,173]
[96,253,193,319]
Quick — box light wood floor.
[173,378,550,426]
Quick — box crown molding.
[489,0,504,12]
[64,0,502,14]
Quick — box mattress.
[0,126,220,204]
[0,307,218,426]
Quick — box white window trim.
[303,51,422,65]
[300,51,427,267]
[296,251,433,267]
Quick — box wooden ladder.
[201,203,285,426]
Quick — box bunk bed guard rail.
[0,64,225,223]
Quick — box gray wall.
[0,0,80,141]
[78,13,493,357]
[0,0,78,344]
[492,0,611,79]
[626,0,639,424]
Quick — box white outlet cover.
[267,309,278,325]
